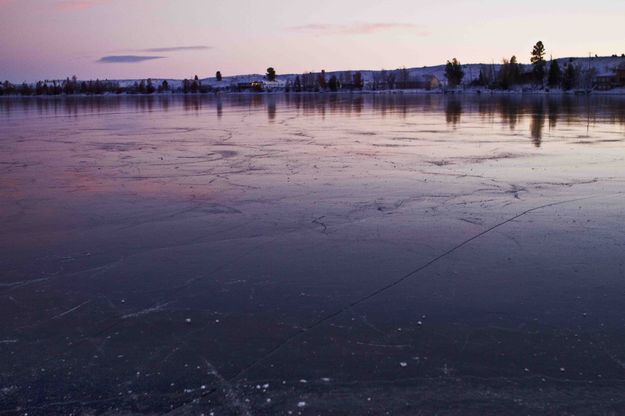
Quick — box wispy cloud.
[139,45,212,53]
[56,0,111,11]
[288,22,428,36]
[97,55,165,64]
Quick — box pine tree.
[318,70,327,90]
[385,71,396,90]
[94,79,104,94]
[293,75,302,92]
[146,79,155,94]
[547,59,562,88]
[266,67,276,82]
[498,56,521,90]
[191,76,199,93]
[353,72,364,90]
[477,68,487,86]
[531,41,547,86]
[2,81,16,95]
[158,80,170,93]
[63,77,74,95]
[509,56,521,84]
[399,67,410,88]
[328,75,339,92]
[20,82,33,95]
[562,64,577,90]
[445,58,464,88]
[138,79,146,94]
[499,58,511,90]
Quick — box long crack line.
[229,195,598,382]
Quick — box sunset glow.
[2,0,625,81]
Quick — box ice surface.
[1,94,625,415]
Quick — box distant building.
[593,63,625,90]
[594,73,617,90]
[395,74,441,90]
[262,80,282,92]
[420,74,441,90]
[234,81,264,92]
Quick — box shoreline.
[2,88,625,98]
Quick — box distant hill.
[123,56,625,88]
[3,55,625,94]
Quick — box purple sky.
[1,0,625,82]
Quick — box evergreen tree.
[191,76,199,93]
[301,72,316,91]
[499,58,511,89]
[561,64,577,90]
[547,59,562,87]
[293,75,302,92]
[158,80,170,93]
[498,56,521,89]
[328,75,339,92]
[62,77,76,95]
[146,79,155,94]
[477,68,488,86]
[50,80,62,95]
[509,56,521,84]
[20,82,33,95]
[398,67,410,88]
[444,58,464,88]
[138,79,146,94]
[1,81,15,95]
[266,67,276,82]
[353,72,364,90]
[385,71,396,89]
[318,70,327,90]
[94,79,104,94]
[35,81,47,95]
[6,81,16,95]
[216,71,222,81]
[530,41,547,86]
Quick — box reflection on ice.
[1,95,625,415]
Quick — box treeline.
[0,76,206,96]
[286,70,364,92]
[181,75,212,93]
[471,57,582,91]
[449,41,605,91]
[3,41,623,96]
[0,77,124,96]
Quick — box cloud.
[97,55,165,64]
[139,45,212,53]
[56,0,111,11]
[288,22,429,36]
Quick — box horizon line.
[4,54,625,84]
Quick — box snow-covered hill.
[15,55,625,92]
[116,56,622,88]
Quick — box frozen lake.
[1,94,625,415]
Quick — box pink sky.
[1,0,625,81]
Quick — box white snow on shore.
[33,55,625,89]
